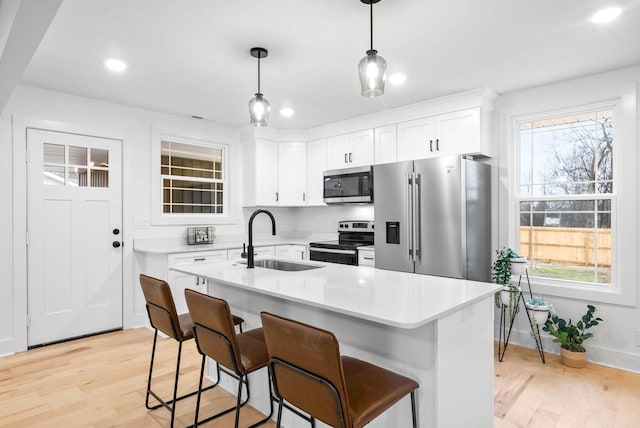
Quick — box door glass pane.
[91,149,109,168]
[90,170,109,188]
[69,146,87,166]
[43,165,65,185]
[43,144,65,164]
[68,168,88,187]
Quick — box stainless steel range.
[309,221,374,265]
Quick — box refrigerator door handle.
[414,173,421,260]
[408,172,414,261]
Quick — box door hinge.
[26,232,29,246]
[25,150,29,164]
[26,315,31,328]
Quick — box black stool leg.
[410,390,418,428]
[145,330,159,410]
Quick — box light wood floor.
[1,328,639,427]
[494,343,640,428]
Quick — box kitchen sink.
[237,259,323,271]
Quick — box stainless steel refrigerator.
[374,155,491,281]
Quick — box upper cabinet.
[374,124,397,164]
[326,129,374,170]
[246,139,307,206]
[397,108,482,161]
[306,139,327,206]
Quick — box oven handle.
[309,247,357,255]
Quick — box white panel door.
[435,108,481,156]
[348,129,374,167]
[374,124,397,164]
[326,134,349,170]
[27,129,123,346]
[277,142,306,205]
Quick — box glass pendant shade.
[249,93,270,127]
[358,49,387,97]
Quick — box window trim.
[506,97,636,306]
[151,129,236,226]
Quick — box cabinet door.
[348,129,374,167]
[435,108,481,156]
[326,134,349,170]
[255,139,279,205]
[358,249,375,267]
[374,124,397,165]
[306,139,327,206]
[278,142,307,206]
[167,250,228,313]
[397,117,436,161]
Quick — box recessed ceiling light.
[280,107,294,117]
[104,58,128,72]
[590,6,622,23]
[389,73,407,85]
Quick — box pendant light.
[358,0,387,97]
[248,47,270,127]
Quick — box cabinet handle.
[349,152,352,163]
[344,153,348,163]
[302,192,306,202]
[363,256,374,260]
[436,138,440,151]
[196,276,200,285]
[194,257,205,262]
[429,140,433,152]
[300,251,305,259]
[275,192,279,202]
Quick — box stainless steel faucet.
[247,209,276,268]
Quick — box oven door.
[309,247,358,265]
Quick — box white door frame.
[4,116,134,355]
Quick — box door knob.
[113,228,120,235]
[112,241,121,248]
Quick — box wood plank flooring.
[0,328,276,427]
[494,343,640,428]
[1,328,639,427]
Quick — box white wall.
[1,84,246,355]
[494,66,640,373]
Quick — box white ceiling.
[19,0,640,129]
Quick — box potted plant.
[491,247,521,317]
[542,304,603,368]
[525,296,550,325]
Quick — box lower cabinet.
[228,245,275,262]
[275,244,308,260]
[167,250,228,313]
[358,247,375,267]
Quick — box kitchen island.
[171,259,500,428]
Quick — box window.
[43,143,109,188]
[160,139,225,214]
[518,107,613,286]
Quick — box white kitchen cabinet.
[278,142,307,205]
[254,139,279,205]
[275,244,308,260]
[162,250,228,314]
[396,108,481,160]
[374,124,397,164]
[250,139,306,206]
[228,245,275,262]
[306,139,327,206]
[358,247,375,267]
[326,129,374,170]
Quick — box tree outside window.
[519,108,613,285]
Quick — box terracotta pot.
[560,347,587,368]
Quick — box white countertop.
[171,259,500,329]
[133,236,314,254]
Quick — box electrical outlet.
[636,330,640,347]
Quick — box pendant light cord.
[370,2,374,51]
[257,55,261,94]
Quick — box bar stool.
[139,274,244,427]
[184,289,274,427]
[260,311,420,428]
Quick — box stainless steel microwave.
[323,165,373,204]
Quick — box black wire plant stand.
[497,269,546,363]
